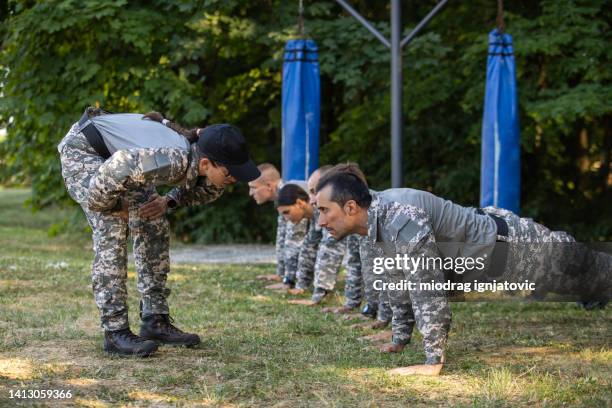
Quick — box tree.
[1,0,609,242]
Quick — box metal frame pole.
[401,0,449,47]
[336,0,390,48]
[391,0,403,187]
[334,1,449,187]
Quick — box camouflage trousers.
[385,240,451,364]
[313,231,346,291]
[295,235,318,290]
[359,237,393,322]
[296,232,368,308]
[59,129,171,331]
[275,216,288,278]
[386,208,612,363]
[280,218,309,283]
[483,207,612,299]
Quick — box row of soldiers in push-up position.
[249,163,611,375]
[59,109,610,374]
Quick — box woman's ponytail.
[143,111,199,143]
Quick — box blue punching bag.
[282,39,320,181]
[480,29,520,213]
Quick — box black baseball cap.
[196,124,260,182]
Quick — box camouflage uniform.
[374,191,611,362]
[312,229,346,292]
[275,181,310,283]
[354,190,396,322]
[293,208,347,293]
[295,209,323,289]
[366,195,451,364]
[58,123,223,331]
[342,234,363,308]
[367,187,494,339]
[275,215,288,278]
[358,236,393,322]
[481,207,611,299]
[280,217,309,284]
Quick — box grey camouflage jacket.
[88,142,224,212]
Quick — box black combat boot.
[140,314,201,347]
[282,276,295,288]
[361,303,378,319]
[103,328,158,357]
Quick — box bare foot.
[321,306,354,314]
[256,274,282,282]
[287,299,317,306]
[358,331,392,343]
[287,288,306,295]
[388,364,443,376]
[379,342,405,353]
[265,283,290,291]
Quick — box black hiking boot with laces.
[140,314,201,347]
[103,328,158,357]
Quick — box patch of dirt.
[477,345,612,376]
[0,279,39,288]
[318,367,478,406]
[1,339,222,405]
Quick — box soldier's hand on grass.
[265,282,290,291]
[256,274,282,282]
[321,306,353,314]
[287,299,317,306]
[139,193,168,219]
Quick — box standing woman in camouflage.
[58,107,260,357]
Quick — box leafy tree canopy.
[1,0,610,241]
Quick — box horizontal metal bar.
[401,0,449,48]
[336,0,391,48]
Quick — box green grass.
[0,188,610,407]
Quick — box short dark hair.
[316,169,372,208]
[277,184,309,207]
[316,164,334,176]
[328,162,368,186]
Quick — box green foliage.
[1,0,610,242]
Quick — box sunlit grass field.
[0,188,610,407]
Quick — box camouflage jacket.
[297,208,323,273]
[366,193,439,264]
[88,142,224,212]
